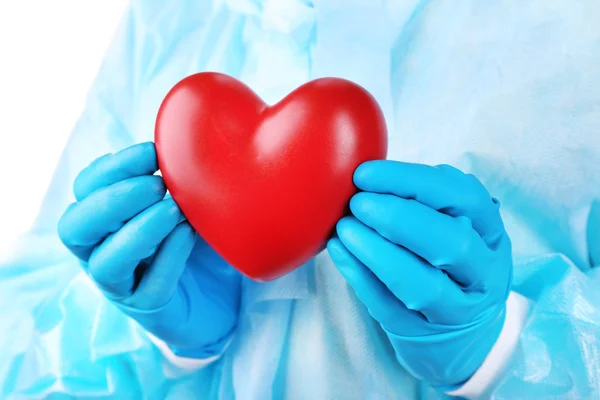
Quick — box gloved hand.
[327,160,513,389]
[58,142,241,358]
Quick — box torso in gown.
[115,1,600,398]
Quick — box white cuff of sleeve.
[446,291,531,399]
[146,332,223,371]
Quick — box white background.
[0,1,127,255]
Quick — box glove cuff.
[110,290,236,360]
[146,331,228,371]
[446,291,531,398]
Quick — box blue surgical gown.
[2,1,600,399]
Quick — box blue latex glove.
[327,160,513,390]
[58,142,241,358]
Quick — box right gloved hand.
[58,142,241,358]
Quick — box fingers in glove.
[126,221,197,310]
[58,175,166,260]
[336,216,477,325]
[74,142,158,201]
[327,238,430,334]
[354,160,505,246]
[350,192,493,289]
[87,197,184,299]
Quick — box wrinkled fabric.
[1,0,600,399]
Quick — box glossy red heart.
[155,72,387,281]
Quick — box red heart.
[155,72,387,281]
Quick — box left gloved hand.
[327,160,513,390]
[57,143,241,359]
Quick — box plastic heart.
[155,72,387,281]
